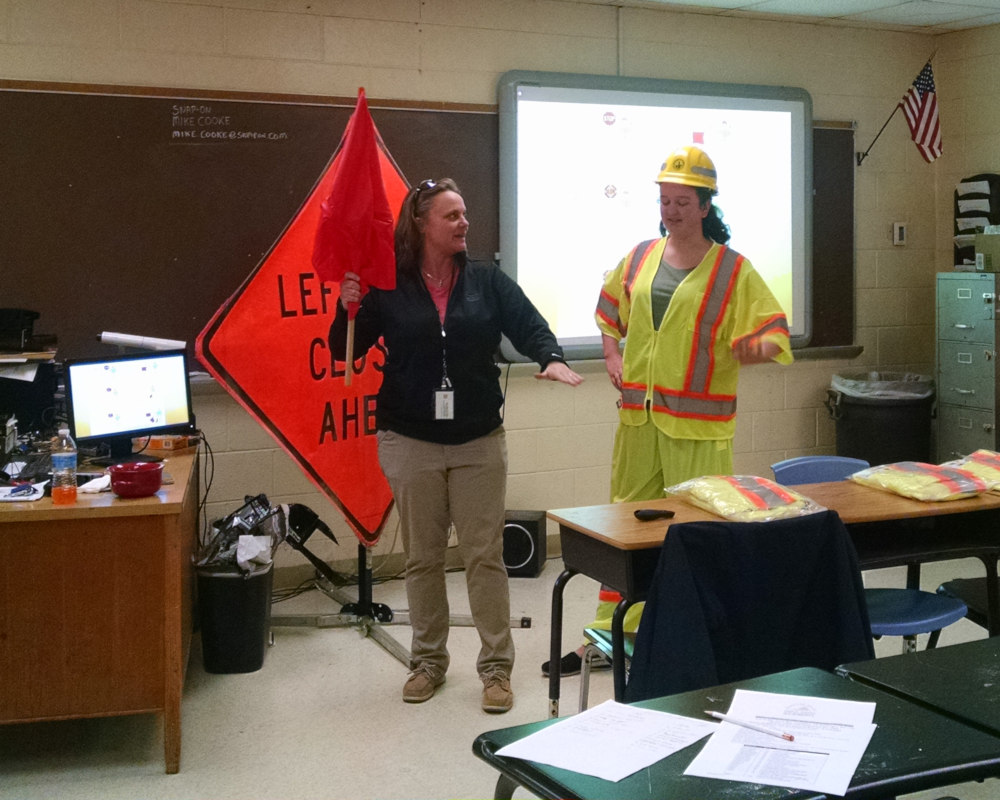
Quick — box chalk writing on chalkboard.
[168,103,289,142]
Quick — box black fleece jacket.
[329,260,565,445]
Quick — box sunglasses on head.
[415,179,437,197]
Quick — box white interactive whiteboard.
[498,70,813,361]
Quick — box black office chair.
[772,455,968,653]
[624,509,875,702]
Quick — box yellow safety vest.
[595,238,793,440]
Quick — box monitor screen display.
[498,70,813,361]
[64,350,195,460]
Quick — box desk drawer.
[937,272,996,344]
[937,404,997,460]
[937,340,997,408]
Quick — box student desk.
[837,636,1000,737]
[0,453,200,773]
[473,666,1000,800]
[547,482,1000,715]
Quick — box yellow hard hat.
[655,145,718,193]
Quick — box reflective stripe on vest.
[595,291,622,335]
[650,386,737,420]
[722,475,797,509]
[596,239,658,335]
[624,239,658,301]
[687,246,741,395]
[745,313,790,343]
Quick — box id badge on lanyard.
[434,326,454,420]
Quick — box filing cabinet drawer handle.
[952,323,975,330]
[950,388,976,395]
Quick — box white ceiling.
[573,0,1000,34]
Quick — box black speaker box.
[503,510,546,578]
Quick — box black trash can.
[197,563,273,674]
[825,371,935,467]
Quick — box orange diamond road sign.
[197,112,409,546]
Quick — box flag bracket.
[857,106,899,166]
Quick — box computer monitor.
[64,350,195,463]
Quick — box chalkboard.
[1,82,853,361]
[1,83,498,361]
[810,125,855,348]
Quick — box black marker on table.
[633,508,675,522]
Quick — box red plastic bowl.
[109,461,164,498]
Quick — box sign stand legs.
[270,542,413,666]
[270,541,532,667]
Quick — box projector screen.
[497,70,812,361]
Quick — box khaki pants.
[377,428,514,679]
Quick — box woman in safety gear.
[543,145,793,678]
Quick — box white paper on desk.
[684,689,877,796]
[0,482,46,502]
[495,699,717,783]
[0,362,39,379]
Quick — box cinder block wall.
[192,351,861,579]
[5,1,999,582]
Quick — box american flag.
[899,62,942,163]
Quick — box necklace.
[422,268,453,287]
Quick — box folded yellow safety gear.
[941,449,1000,490]
[666,475,824,521]
[849,461,987,501]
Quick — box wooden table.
[0,453,200,773]
[547,482,1000,714]
[837,636,1000,737]
[474,666,1000,800]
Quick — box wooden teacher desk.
[547,481,1000,715]
[0,453,199,773]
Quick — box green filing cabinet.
[936,272,998,460]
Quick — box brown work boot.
[481,672,513,713]
[403,667,444,704]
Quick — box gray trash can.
[825,371,935,466]
[196,563,273,674]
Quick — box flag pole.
[856,50,938,167]
[344,312,355,386]
[856,108,899,166]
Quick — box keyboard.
[5,451,52,482]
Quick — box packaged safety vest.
[850,461,987,501]
[667,475,825,521]
[940,449,1000,490]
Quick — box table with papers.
[473,667,1000,800]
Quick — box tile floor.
[0,551,996,800]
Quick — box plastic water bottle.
[51,426,78,505]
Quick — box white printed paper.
[958,198,991,213]
[957,216,991,231]
[495,700,716,783]
[958,180,992,196]
[684,689,876,796]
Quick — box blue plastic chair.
[579,628,631,711]
[771,455,968,653]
